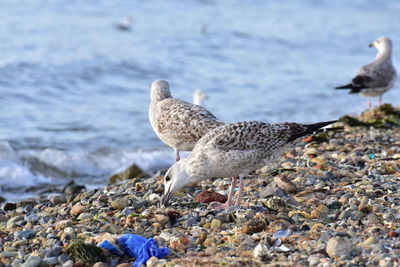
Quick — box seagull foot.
[207,201,235,210]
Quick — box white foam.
[0,142,51,191]
[0,141,188,200]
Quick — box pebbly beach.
[1,105,400,267]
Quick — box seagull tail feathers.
[287,120,338,142]
[335,84,352,89]
[335,84,362,94]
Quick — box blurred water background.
[1,0,399,200]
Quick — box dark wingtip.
[288,120,337,142]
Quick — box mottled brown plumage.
[162,120,337,208]
[149,80,223,161]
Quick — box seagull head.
[161,158,193,207]
[369,37,392,53]
[193,89,208,105]
[150,80,172,102]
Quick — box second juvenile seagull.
[149,80,223,162]
[335,37,397,109]
[161,119,337,209]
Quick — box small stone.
[195,191,227,204]
[121,207,132,217]
[154,214,169,224]
[159,232,172,242]
[146,256,159,267]
[21,255,42,267]
[12,240,27,248]
[388,231,398,238]
[253,244,270,261]
[308,255,321,266]
[363,236,377,245]
[111,198,129,210]
[147,193,160,202]
[259,186,286,199]
[3,202,17,211]
[62,260,74,267]
[358,203,372,213]
[0,251,18,258]
[97,194,108,202]
[93,263,109,267]
[116,264,131,267]
[50,195,67,205]
[204,246,218,254]
[70,203,85,216]
[242,219,267,234]
[108,164,144,184]
[275,176,298,193]
[15,229,36,239]
[338,209,353,220]
[6,215,25,228]
[55,220,73,229]
[43,257,59,266]
[25,214,39,223]
[58,254,70,265]
[210,219,222,229]
[169,236,190,252]
[77,213,92,220]
[326,236,352,259]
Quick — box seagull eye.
[165,176,171,182]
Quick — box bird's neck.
[376,47,392,62]
[193,97,202,105]
[150,89,172,103]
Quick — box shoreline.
[1,106,400,266]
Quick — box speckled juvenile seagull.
[161,120,337,209]
[149,80,224,161]
[335,37,397,109]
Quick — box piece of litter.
[99,234,170,267]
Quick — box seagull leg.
[208,177,237,209]
[174,149,180,162]
[235,175,245,207]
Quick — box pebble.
[58,254,70,265]
[55,220,73,229]
[43,256,59,266]
[210,219,222,229]
[3,202,17,211]
[21,255,42,267]
[195,191,227,204]
[259,186,286,199]
[62,260,74,267]
[50,195,67,205]
[111,198,129,210]
[326,236,352,259]
[253,244,270,261]
[70,203,85,216]
[77,212,92,220]
[15,229,36,239]
[93,262,109,267]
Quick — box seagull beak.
[161,186,173,207]
[368,42,374,48]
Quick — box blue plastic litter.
[99,234,170,267]
[99,240,124,256]
[369,153,376,159]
